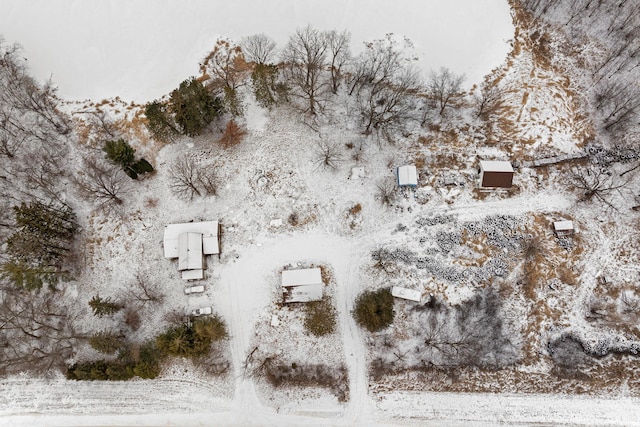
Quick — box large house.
[163,220,221,280]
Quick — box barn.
[397,165,418,187]
[478,160,514,188]
[281,267,323,303]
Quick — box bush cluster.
[353,288,394,332]
[156,315,228,358]
[304,298,336,337]
[66,341,163,381]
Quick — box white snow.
[0,0,513,102]
[479,160,514,173]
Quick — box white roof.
[164,221,219,258]
[392,286,424,302]
[178,232,203,271]
[281,268,322,287]
[282,268,323,303]
[181,269,204,280]
[397,165,418,186]
[553,220,574,231]
[479,160,513,173]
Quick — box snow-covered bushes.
[304,298,337,337]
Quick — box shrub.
[131,158,154,175]
[353,288,394,332]
[193,315,228,341]
[156,318,225,358]
[304,298,337,337]
[219,119,247,148]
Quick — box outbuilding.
[391,286,428,303]
[553,220,574,236]
[281,267,323,303]
[397,165,418,187]
[478,160,514,188]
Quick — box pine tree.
[103,139,135,169]
[89,294,123,317]
[89,331,124,354]
[1,201,77,290]
[144,100,178,141]
[170,77,224,137]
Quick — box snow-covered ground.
[2,2,640,426]
[0,0,513,102]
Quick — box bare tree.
[0,286,82,375]
[326,30,351,94]
[426,67,465,116]
[74,156,130,209]
[281,26,329,115]
[200,38,251,92]
[197,167,219,196]
[570,165,631,210]
[349,35,422,138]
[593,81,640,136]
[127,271,164,307]
[169,157,201,200]
[313,139,342,170]
[376,177,397,206]
[473,79,506,120]
[241,34,277,65]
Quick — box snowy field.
[0,0,512,101]
[2,1,640,426]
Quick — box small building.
[391,286,428,303]
[478,160,514,188]
[163,221,221,280]
[397,165,418,187]
[553,220,574,236]
[281,267,323,303]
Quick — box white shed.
[397,165,418,187]
[392,286,427,303]
[553,220,574,236]
[281,267,323,303]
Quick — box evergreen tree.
[89,294,123,317]
[89,331,125,354]
[170,77,224,137]
[144,100,178,141]
[103,139,135,169]
[1,201,77,290]
[251,63,280,108]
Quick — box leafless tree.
[326,30,351,94]
[426,67,465,116]
[74,156,130,209]
[0,286,82,375]
[281,26,329,115]
[85,110,120,141]
[197,167,219,196]
[473,79,506,120]
[593,81,640,136]
[200,38,250,92]
[169,156,202,200]
[570,165,631,210]
[126,271,164,307]
[313,139,342,170]
[376,177,397,206]
[241,34,277,65]
[350,35,422,138]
